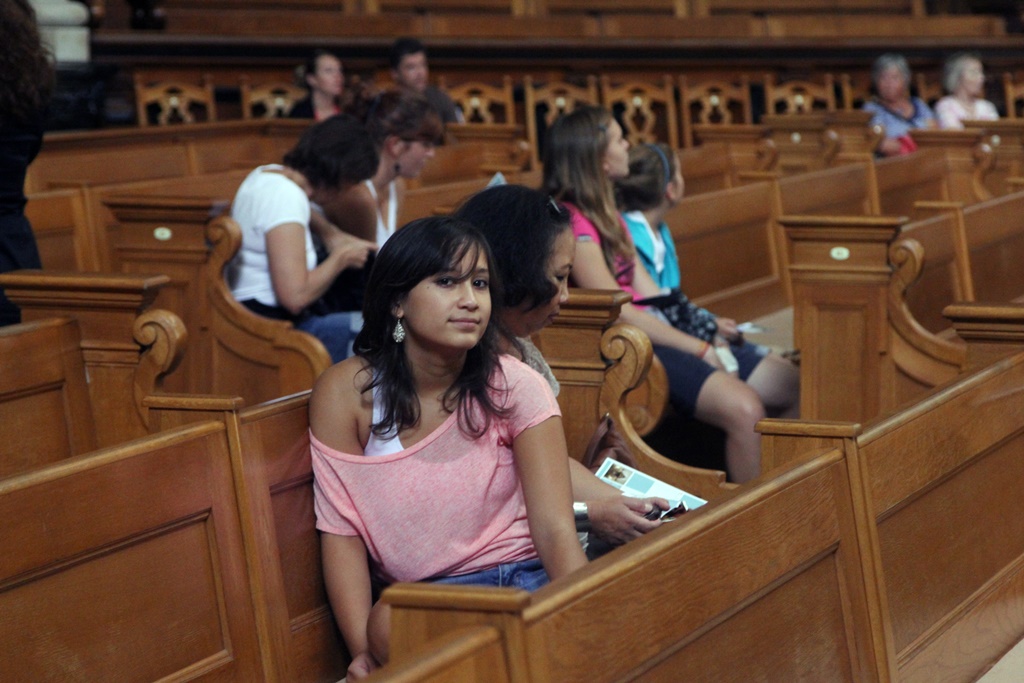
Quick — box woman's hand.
[700,341,726,371]
[331,236,376,272]
[588,496,669,545]
[715,317,743,344]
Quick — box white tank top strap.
[364,179,398,248]
[363,380,404,456]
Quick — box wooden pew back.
[0,419,265,681]
[666,179,789,321]
[383,444,879,681]
[25,188,97,271]
[0,271,185,466]
[382,342,1024,683]
[0,318,96,476]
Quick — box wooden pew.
[0,288,700,680]
[383,442,881,681]
[761,343,1024,682]
[783,189,1024,422]
[664,178,790,323]
[0,416,266,681]
[376,334,1024,683]
[24,188,96,271]
[0,272,185,470]
[26,119,306,194]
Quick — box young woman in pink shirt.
[309,216,587,680]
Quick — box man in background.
[389,37,463,124]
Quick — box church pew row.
[374,338,1024,682]
[783,187,1024,423]
[0,287,737,681]
[26,119,307,196]
[0,272,185,478]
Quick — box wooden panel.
[0,422,263,681]
[0,319,94,475]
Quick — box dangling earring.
[392,318,406,343]
[393,162,402,175]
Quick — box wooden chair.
[133,72,217,126]
[838,72,873,110]
[239,76,306,119]
[437,75,516,125]
[678,74,753,147]
[599,74,680,149]
[763,73,837,115]
[1004,72,1024,118]
[523,75,599,168]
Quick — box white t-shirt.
[365,179,397,247]
[228,165,317,307]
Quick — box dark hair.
[282,114,379,190]
[0,0,54,128]
[616,143,678,213]
[346,85,443,146]
[389,37,427,70]
[298,49,341,92]
[455,184,571,312]
[355,216,508,438]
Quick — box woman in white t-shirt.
[228,115,379,362]
[310,216,586,680]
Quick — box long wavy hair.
[0,0,54,128]
[541,105,634,269]
[354,216,508,439]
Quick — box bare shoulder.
[310,356,373,450]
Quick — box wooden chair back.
[599,74,680,149]
[914,72,944,108]
[133,72,217,126]
[763,73,837,115]
[239,76,306,119]
[678,74,753,147]
[438,75,516,125]
[523,75,599,168]
[1003,72,1024,118]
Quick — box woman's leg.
[744,353,800,419]
[653,345,765,483]
[693,372,766,483]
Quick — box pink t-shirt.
[311,355,561,584]
[564,202,641,301]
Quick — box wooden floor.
[978,636,1024,682]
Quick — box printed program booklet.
[593,457,708,520]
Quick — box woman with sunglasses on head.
[311,216,587,680]
[455,184,669,551]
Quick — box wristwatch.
[573,502,591,532]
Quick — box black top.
[0,120,44,217]
[0,119,46,325]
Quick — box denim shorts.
[653,340,769,417]
[427,558,549,592]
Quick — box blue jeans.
[428,558,549,592]
[297,311,363,363]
